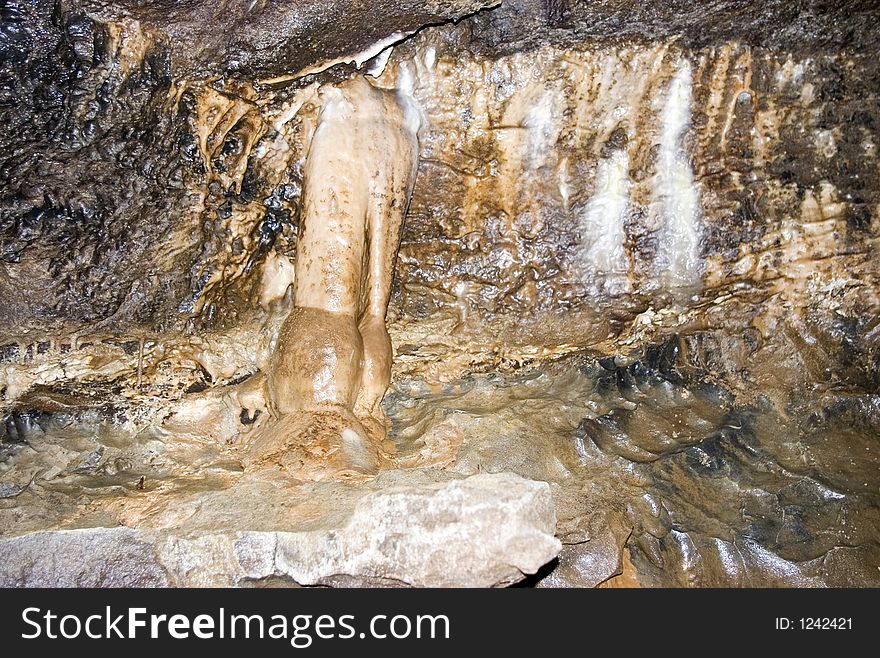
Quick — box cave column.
[265,75,418,451]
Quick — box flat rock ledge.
[0,472,561,588]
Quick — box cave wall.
[391,35,880,320]
[0,0,499,338]
[0,0,878,397]
[381,28,879,384]
[0,2,197,333]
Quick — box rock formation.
[248,75,420,479]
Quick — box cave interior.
[0,0,879,587]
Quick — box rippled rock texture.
[1,0,879,586]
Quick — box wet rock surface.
[385,333,880,587]
[3,328,876,587]
[1,1,879,587]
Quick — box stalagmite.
[248,76,420,479]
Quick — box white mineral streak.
[775,56,807,88]
[354,33,404,68]
[496,76,564,236]
[652,60,702,288]
[558,156,571,210]
[395,62,426,145]
[578,149,631,294]
[365,44,394,77]
[379,42,709,290]
[522,88,563,171]
[424,46,436,71]
[289,32,409,81]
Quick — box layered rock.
[0,471,560,587]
